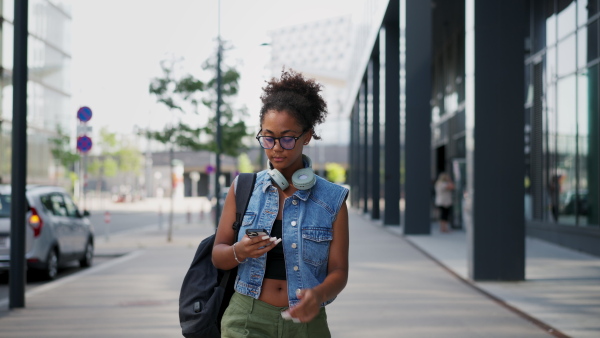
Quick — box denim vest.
[234,169,348,307]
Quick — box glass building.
[0,0,72,185]
[346,0,600,280]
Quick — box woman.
[212,69,349,337]
[434,172,454,233]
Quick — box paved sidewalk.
[0,206,595,337]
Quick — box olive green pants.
[221,292,331,338]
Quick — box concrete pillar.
[383,0,401,226]
[464,0,526,280]
[403,0,433,234]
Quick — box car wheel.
[44,249,59,280]
[79,241,94,268]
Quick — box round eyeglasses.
[256,130,306,150]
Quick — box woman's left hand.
[283,289,322,323]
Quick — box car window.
[47,194,68,217]
[40,194,55,214]
[62,194,79,218]
[0,194,10,218]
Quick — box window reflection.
[579,65,599,226]
[556,75,577,225]
[558,34,577,76]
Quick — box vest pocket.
[241,213,256,227]
[301,228,333,266]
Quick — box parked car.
[0,185,94,280]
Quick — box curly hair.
[259,68,328,140]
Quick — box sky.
[69,0,361,147]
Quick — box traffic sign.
[77,106,93,122]
[77,135,93,153]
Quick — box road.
[0,209,190,308]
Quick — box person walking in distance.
[435,172,455,233]
[212,69,349,337]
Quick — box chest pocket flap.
[301,228,333,266]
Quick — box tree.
[87,127,142,197]
[145,45,250,155]
[49,125,80,186]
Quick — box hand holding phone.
[245,228,268,238]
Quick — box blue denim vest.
[234,169,348,307]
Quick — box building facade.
[346,0,600,281]
[0,0,72,185]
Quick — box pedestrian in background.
[435,172,454,233]
[212,69,349,337]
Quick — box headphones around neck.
[268,154,316,191]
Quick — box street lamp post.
[214,0,223,228]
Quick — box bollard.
[187,207,191,224]
[158,207,163,230]
[104,211,111,241]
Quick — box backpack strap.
[219,173,256,288]
[232,173,256,238]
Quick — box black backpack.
[179,173,256,338]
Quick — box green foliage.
[98,127,118,154]
[49,125,79,173]
[237,153,253,173]
[103,157,118,177]
[116,147,143,175]
[87,129,140,180]
[146,46,250,157]
[326,162,346,184]
[87,158,102,177]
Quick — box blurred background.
[0,0,599,258]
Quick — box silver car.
[0,185,94,280]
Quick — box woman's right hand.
[234,235,281,261]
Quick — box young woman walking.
[212,69,349,337]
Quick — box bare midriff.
[259,278,289,307]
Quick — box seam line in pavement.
[396,231,569,338]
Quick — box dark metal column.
[465,0,526,280]
[371,36,381,220]
[403,0,432,234]
[363,75,370,214]
[358,86,366,211]
[10,0,29,309]
[383,0,401,226]
[351,100,360,207]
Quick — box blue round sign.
[77,135,93,153]
[77,106,93,122]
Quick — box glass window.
[546,82,558,222]
[62,194,78,218]
[558,0,577,40]
[558,34,577,76]
[49,194,67,217]
[579,65,599,226]
[547,46,557,83]
[588,0,599,15]
[0,194,10,218]
[577,0,589,26]
[588,19,599,61]
[578,26,588,68]
[547,13,557,46]
[556,75,578,225]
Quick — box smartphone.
[246,228,269,238]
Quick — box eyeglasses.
[256,130,306,150]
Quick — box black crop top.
[264,220,286,280]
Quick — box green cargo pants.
[221,292,331,338]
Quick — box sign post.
[77,106,93,211]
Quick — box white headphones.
[268,154,316,190]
